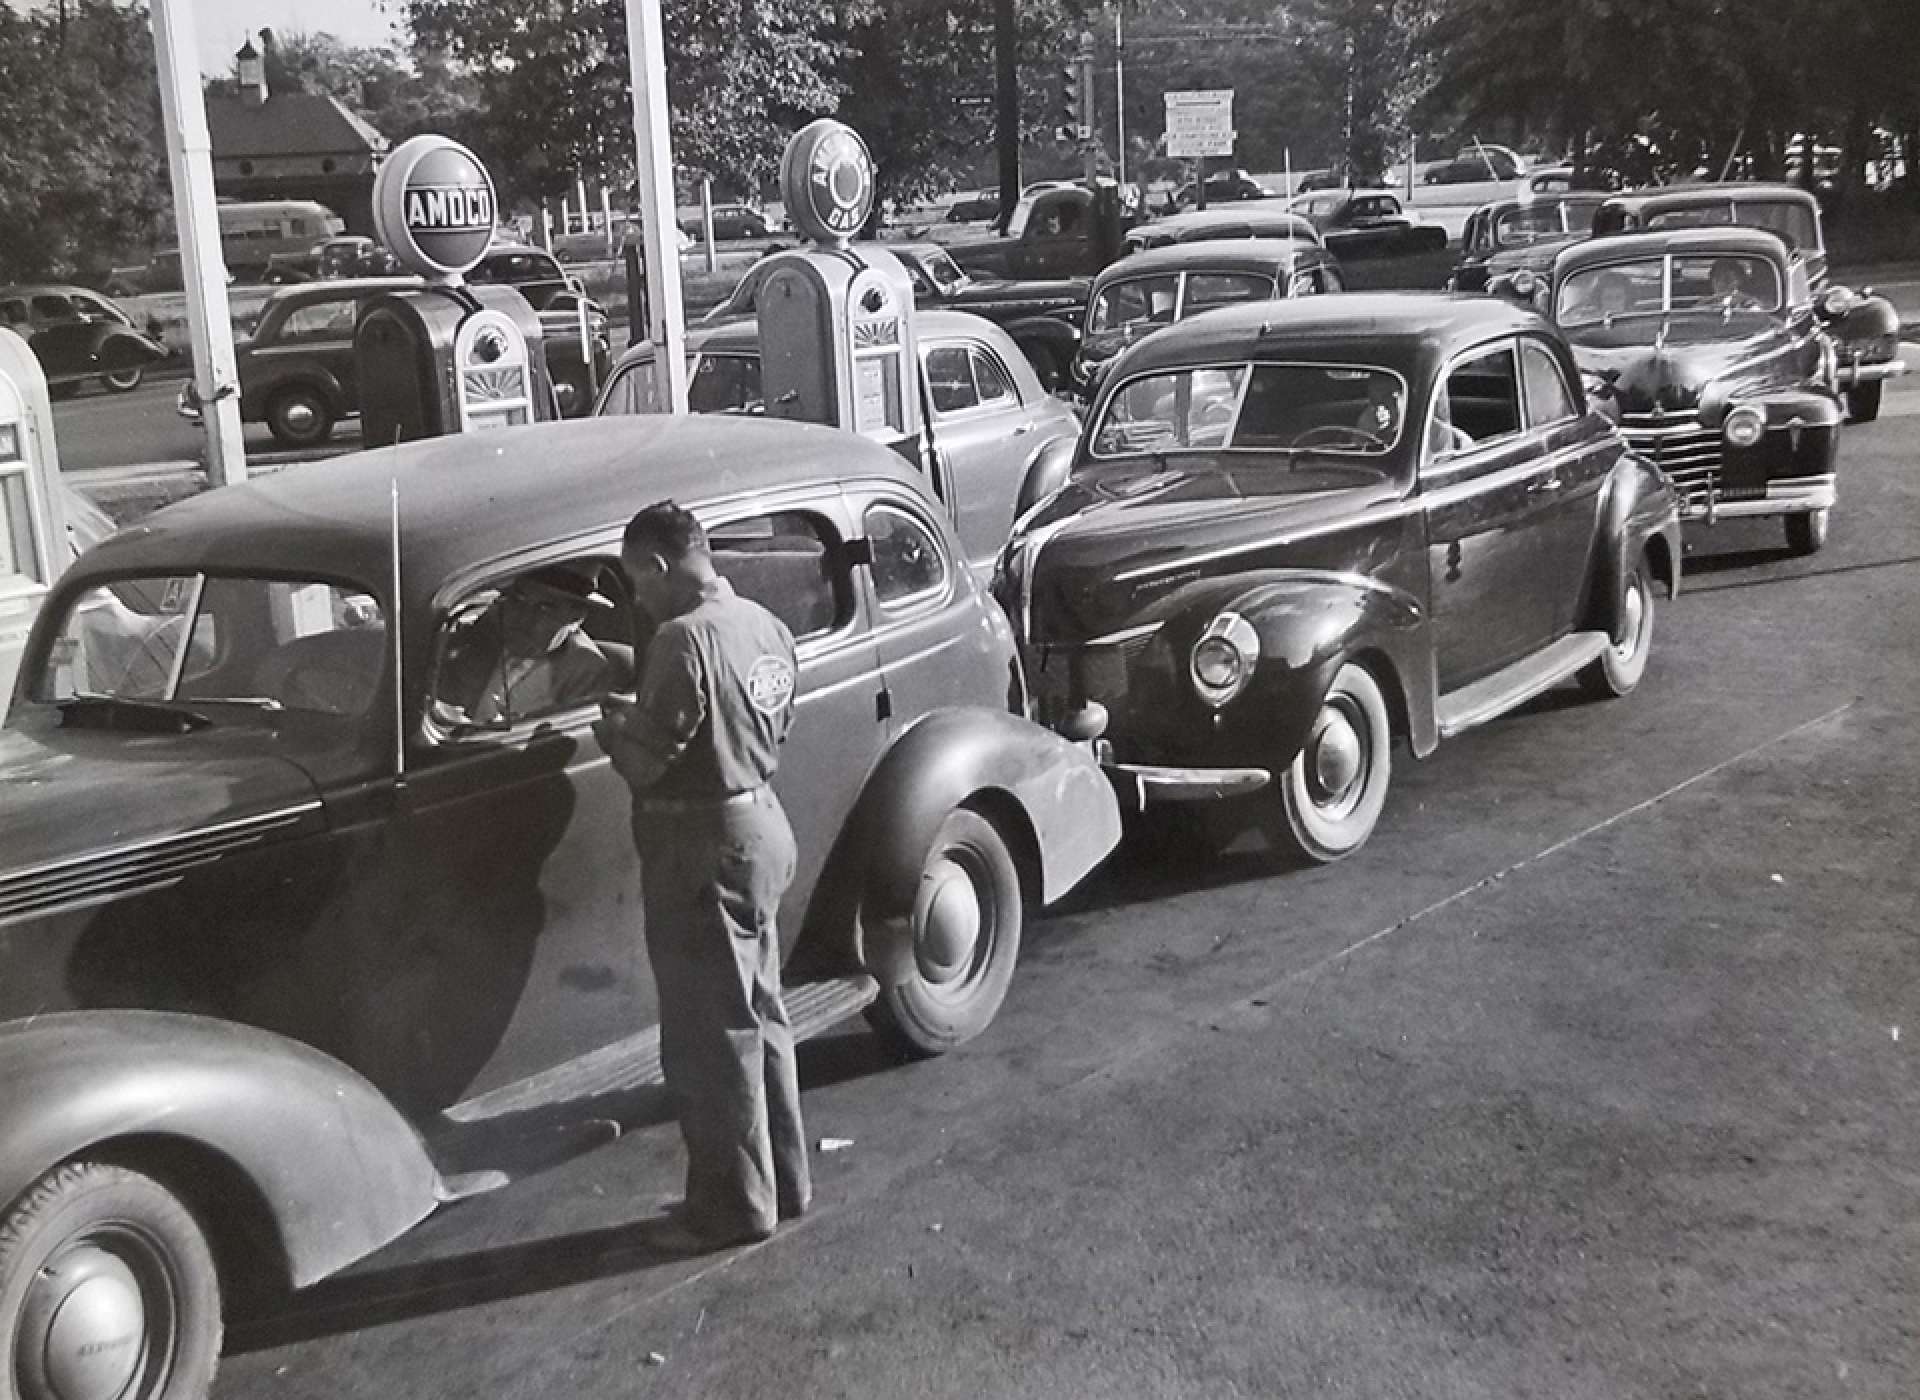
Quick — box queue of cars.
[0,157,1900,1400]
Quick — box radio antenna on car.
[390,477,406,784]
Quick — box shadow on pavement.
[226,1030,900,1355]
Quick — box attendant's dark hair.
[623,501,708,560]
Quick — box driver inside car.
[1708,257,1758,306]
[448,566,635,727]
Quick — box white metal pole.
[624,0,687,413]
[1114,10,1125,190]
[700,177,717,275]
[576,175,591,234]
[600,183,614,257]
[150,0,245,485]
[541,204,554,250]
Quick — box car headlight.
[1818,285,1857,319]
[1189,611,1259,709]
[1509,269,1538,299]
[1723,405,1765,449]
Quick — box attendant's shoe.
[636,1209,774,1257]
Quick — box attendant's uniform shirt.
[609,577,797,799]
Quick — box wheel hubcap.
[1310,707,1364,806]
[916,858,983,986]
[30,1246,147,1400]
[283,401,317,433]
[1613,581,1645,663]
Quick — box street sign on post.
[1164,89,1234,160]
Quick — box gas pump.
[0,328,66,712]
[756,121,924,467]
[355,135,553,447]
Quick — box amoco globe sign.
[373,135,498,282]
[779,119,875,248]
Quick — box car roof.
[262,277,419,308]
[1296,187,1401,201]
[615,307,1010,364]
[1133,205,1318,233]
[70,417,927,618]
[1108,293,1545,383]
[1554,226,1790,277]
[1095,238,1324,285]
[1474,191,1607,219]
[0,284,108,300]
[1600,182,1815,211]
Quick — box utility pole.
[1077,29,1098,184]
[1114,10,1126,189]
[994,0,1019,231]
[150,0,246,485]
[623,0,688,413]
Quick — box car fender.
[91,326,168,369]
[1144,569,1436,759]
[1831,291,1900,347]
[1001,313,1081,356]
[843,708,1121,984]
[0,1011,442,1290]
[1590,449,1682,643]
[250,364,347,419]
[1015,435,1076,520]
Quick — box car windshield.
[1644,199,1818,251]
[35,573,386,718]
[1090,362,1407,458]
[599,353,763,416]
[1494,200,1600,246]
[1556,253,1784,326]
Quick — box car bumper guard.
[1683,474,1836,523]
[1835,356,1907,388]
[1101,755,1271,814]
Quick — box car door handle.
[1012,421,1035,436]
[1527,472,1561,495]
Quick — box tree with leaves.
[0,0,167,283]
[400,0,852,205]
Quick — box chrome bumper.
[1104,760,1270,813]
[1835,356,1907,387]
[1682,475,1835,522]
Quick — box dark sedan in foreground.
[0,416,1120,1400]
[1549,227,1844,554]
[999,295,1679,864]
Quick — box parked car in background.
[597,309,1081,579]
[180,272,610,445]
[0,284,168,396]
[1120,206,1323,257]
[948,184,1117,280]
[1451,192,1608,294]
[679,203,772,242]
[0,415,1121,1400]
[1549,227,1843,554]
[1287,189,1449,260]
[103,249,190,298]
[1069,238,1346,402]
[263,235,400,285]
[1523,164,1618,197]
[946,188,1003,223]
[1421,144,1526,186]
[706,242,1088,391]
[997,295,1678,863]
[1174,169,1281,208]
[1590,182,1904,421]
[216,198,346,280]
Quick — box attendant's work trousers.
[635,787,808,1235]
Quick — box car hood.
[1485,237,1581,274]
[1563,312,1804,416]
[1078,322,1159,367]
[0,716,325,885]
[1014,456,1400,640]
[948,274,1088,308]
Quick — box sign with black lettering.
[374,135,499,281]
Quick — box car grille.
[1025,629,1163,731]
[1619,413,1763,512]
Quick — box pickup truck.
[946,185,1126,281]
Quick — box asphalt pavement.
[209,386,1920,1398]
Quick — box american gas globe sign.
[374,135,498,281]
[780,119,875,247]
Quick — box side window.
[31,295,73,321]
[428,560,633,731]
[1432,344,1521,457]
[278,300,357,341]
[924,343,979,414]
[865,503,950,609]
[0,300,26,326]
[601,358,666,416]
[688,354,763,415]
[969,346,1017,406]
[709,509,846,641]
[1520,341,1579,427]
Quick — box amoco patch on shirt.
[747,654,796,715]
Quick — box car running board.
[1435,631,1610,739]
[441,973,881,1126]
